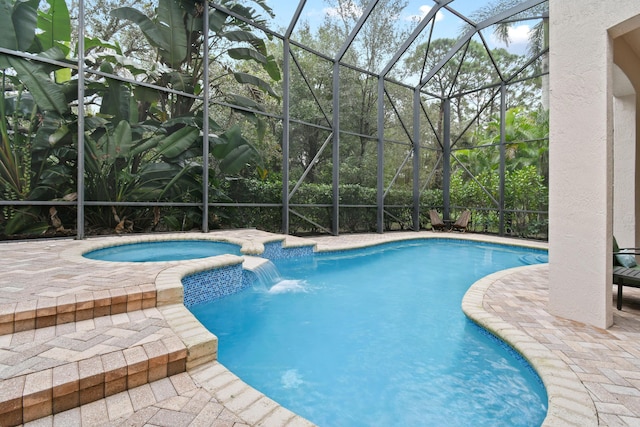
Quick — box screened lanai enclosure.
[0,0,548,240]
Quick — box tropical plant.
[469,0,549,109]
[94,0,280,195]
[469,0,548,59]
[0,0,282,235]
[0,0,78,234]
[454,107,548,176]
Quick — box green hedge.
[2,171,545,238]
[219,179,443,233]
[217,178,554,236]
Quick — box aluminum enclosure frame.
[0,0,548,239]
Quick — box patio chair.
[451,209,471,232]
[612,236,640,310]
[429,210,447,231]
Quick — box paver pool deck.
[0,229,639,426]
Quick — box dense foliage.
[0,0,278,236]
[0,0,548,239]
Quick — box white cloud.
[323,3,364,19]
[405,5,445,23]
[491,24,532,47]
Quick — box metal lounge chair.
[451,209,471,232]
[613,236,640,310]
[429,209,447,231]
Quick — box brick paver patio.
[0,230,638,426]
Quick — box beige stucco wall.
[613,34,640,249]
[612,63,636,248]
[613,38,640,252]
[613,92,636,248]
[549,1,640,328]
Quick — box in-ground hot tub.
[83,240,242,262]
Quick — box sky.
[263,0,536,55]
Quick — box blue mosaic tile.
[182,264,247,307]
[243,269,257,289]
[182,242,313,308]
[262,241,314,260]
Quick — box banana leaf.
[153,126,200,160]
[211,125,260,174]
[0,0,38,51]
[157,0,188,67]
[233,72,279,100]
[111,0,187,68]
[36,0,71,56]
[219,145,257,175]
[110,7,170,53]
[7,56,67,114]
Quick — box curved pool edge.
[152,252,317,426]
[311,231,549,253]
[462,264,598,427]
[66,230,317,425]
[70,230,587,426]
[151,232,564,427]
[58,231,313,263]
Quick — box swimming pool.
[83,240,242,262]
[189,239,548,426]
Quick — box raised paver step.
[11,372,254,427]
[0,309,187,426]
[0,284,157,336]
[13,365,316,427]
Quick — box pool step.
[0,284,157,336]
[15,367,317,427]
[17,372,233,426]
[0,308,187,426]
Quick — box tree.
[405,38,530,140]
[278,23,335,185]
[319,0,411,185]
[0,0,282,235]
[68,0,153,57]
[454,107,548,175]
[469,0,549,109]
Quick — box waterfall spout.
[243,256,309,293]
[251,259,282,288]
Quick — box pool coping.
[18,230,596,425]
[462,265,597,426]
[59,231,316,263]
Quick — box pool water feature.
[250,259,310,294]
[189,239,548,426]
[83,240,242,262]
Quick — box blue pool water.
[83,240,241,262]
[190,239,548,426]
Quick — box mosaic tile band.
[182,242,315,307]
[182,265,251,307]
[262,241,314,259]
